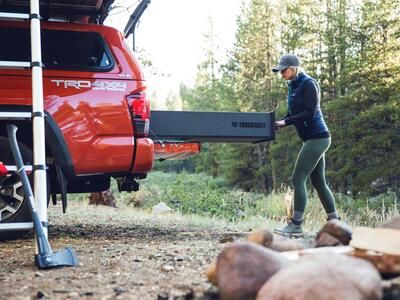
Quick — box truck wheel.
[0,137,33,240]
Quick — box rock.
[314,231,343,247]
[157,292,169,300]
[152,202,173,215]
[35,291,48,299]
[113,287,126,295]
[256,253,382,300]
[170,287,194,299]
[380,215,400,230]
[216,242,288,300]
[67,291,79,300]
[202,285,219,300]
[161,265,174,272]
[316,219,353,245]
[219,235,235,243]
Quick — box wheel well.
[0,114,75,180]
[0,120,52,163]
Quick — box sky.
[106,0,247,107]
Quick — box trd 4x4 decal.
[51,79,127,92]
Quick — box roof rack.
[0,0,115,24]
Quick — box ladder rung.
[0,12,30,21]
[0,112,31,120]
[5,165,33,172]
[0,61,30,69]
[0,222,33,231]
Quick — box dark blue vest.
[287,72,330,141]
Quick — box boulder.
[217,242,288,300]
[316,219,353,245]
[256,253,382,300]
[314,231,343,247]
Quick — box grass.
[68,171,399,234]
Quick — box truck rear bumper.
[131,137,154,173]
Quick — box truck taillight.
[127,92,150,137]
[127,92,150,119]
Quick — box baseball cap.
[272,54,301,72]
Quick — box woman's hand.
[275,120,286,129]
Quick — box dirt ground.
[0,202,246,300]
[2,202,400,300]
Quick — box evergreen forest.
[156,0,400,201]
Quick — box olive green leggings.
[292,137,336,213]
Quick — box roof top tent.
[0,0,115,24]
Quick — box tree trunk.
[89,189,117,207]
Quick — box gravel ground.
[0,202,246,300]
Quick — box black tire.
[0,136,33,240]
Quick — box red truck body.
[0,21,154,177]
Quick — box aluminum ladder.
[0,2,77,268]
[0,10,44,233]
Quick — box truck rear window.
[0,27,114,71]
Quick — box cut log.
[216,242,288,300]
[352,249,400,275]
[270,239,305,252]
[350,227,400,255]
[247,230,273,247]
[280,245,354,261]
[246,229,306,251]
[256,253,382,300]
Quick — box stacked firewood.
[206,216,400,300]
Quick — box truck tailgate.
[149,110,275,143]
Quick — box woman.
[272,54,338,236]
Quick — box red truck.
[0,0,274,230]
[0,19,155,225]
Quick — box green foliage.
[132,171,268,221]
[125,172,398,230]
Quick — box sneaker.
[273,221,303,237]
